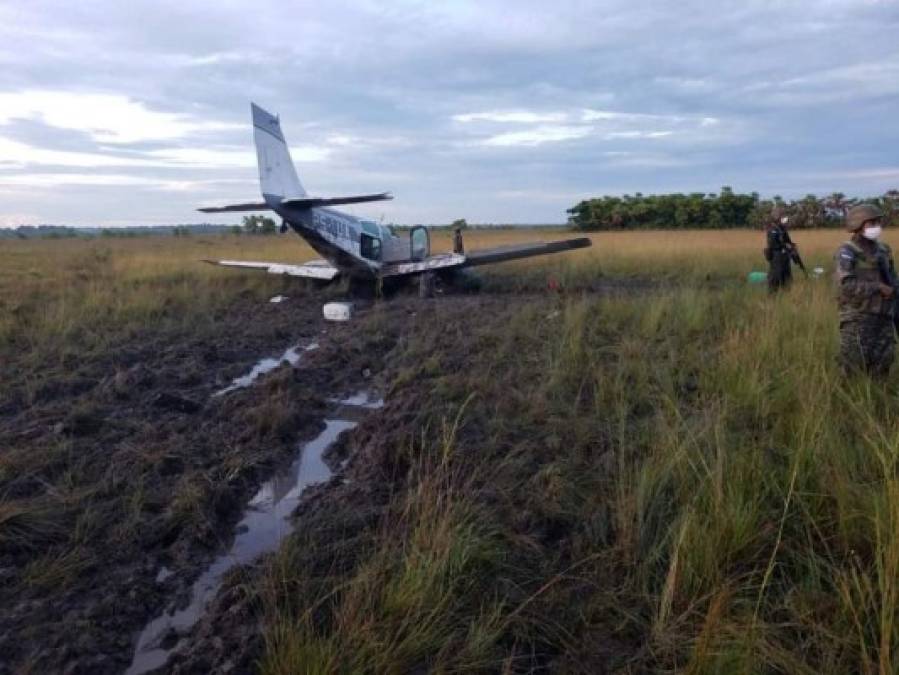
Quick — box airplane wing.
[380,237,591,278]
[461,237,591,266]
[381,253,467,277]
[202,258,339,280]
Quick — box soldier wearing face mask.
[835,204,897,377]
[765,206,798,293]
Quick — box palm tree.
[825,192,848,218]
[797,194,824,228]
[883,189,899,226]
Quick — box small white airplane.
[200,103,590,289]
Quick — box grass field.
[2,228,897,673]
[0,227,848,360]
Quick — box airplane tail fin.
[252,103,307,200]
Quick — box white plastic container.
[323,302,353,322]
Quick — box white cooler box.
[323,302,353,322]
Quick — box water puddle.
[213,342,318,397]
[126,418,357,675]
[331,390,384,409]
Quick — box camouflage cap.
[846,203,884,232]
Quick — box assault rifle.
[789,247,809,278]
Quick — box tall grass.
[257,236,898,672]
[543,283,899,672]
[259,415,512,674]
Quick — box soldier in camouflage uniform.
[836,204,897,377]
[765,206,799,293]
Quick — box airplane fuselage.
[268,193,431,280]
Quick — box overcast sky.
[1,0,897,226]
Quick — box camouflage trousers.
[839,314,896,378]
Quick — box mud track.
[0,281,650,674]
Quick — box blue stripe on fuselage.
[271,202,376,278]
[311,208,359,243]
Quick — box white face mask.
[863,225,883,240]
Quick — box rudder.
[251,103,306,200]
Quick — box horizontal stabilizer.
[462,237,591,267]
[281,192,393,209]
[202,258,339,280]
[197,202,272,213]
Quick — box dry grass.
[0,227,853,357]
[435,227,848,278]
[0,235,312,364]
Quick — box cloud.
[604,130,673,139]
[806,167,899,182]
[0,90,239,144]
[457,107,723,148]
[144,148,260,168]
[0,212,40,227]
[601,151,693,168]
[0,0,898,225]
[453,110,568,123]
[495,188,590,203]
[581,110,649,122]
[0,173,256,191]
[0,136,162,168]
[480,125,592,147]
[0,136,265,170]
[145,145,330,168]
[183,51,272,67]
[736,59,899,106]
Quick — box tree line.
[567,188,899,230]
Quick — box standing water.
[213,343,318,397]
[332,390,385,409]
[126,418,355,674]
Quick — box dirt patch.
[1,283,650,674]
[0,291,396,674]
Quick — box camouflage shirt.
[835,238,897,321]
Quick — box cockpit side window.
[361,234,382,261]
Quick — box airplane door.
[410,226,429,261]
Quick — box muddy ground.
[0,280,649,674]
[0,285,386,674]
